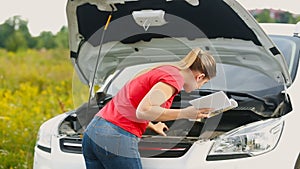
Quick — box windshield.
[269,35,300,81]
[202,64,279,92]
[106,62,281,96]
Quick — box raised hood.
[66,0,291,88]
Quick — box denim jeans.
[82,116,142,169]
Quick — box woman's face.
[183,70,209,93]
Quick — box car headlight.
[207,118,284,160]
[36,123,53,153]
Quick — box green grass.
[0,49,77,169]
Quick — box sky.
[0,0,300,36]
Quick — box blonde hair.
[135,48,216,79]
[181,48,216,79]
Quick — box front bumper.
[34,137,297,169]
[142,140,297,169]
[34,144,86,169]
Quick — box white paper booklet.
[189,91,238,118]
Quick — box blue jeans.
[82,116,142,169]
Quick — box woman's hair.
[174,48,216,79]
[189,48,216,79]
[134,48,216,79]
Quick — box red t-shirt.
[96,65,184,137]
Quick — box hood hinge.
[275,72,289,102]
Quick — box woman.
[82,48,217,169]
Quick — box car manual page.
[189,91,238,119]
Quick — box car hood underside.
[66,0,291,86]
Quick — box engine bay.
[58,89,292,140]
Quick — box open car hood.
[66,0,291,88]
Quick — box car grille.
[138,136,195,158]
[59,137,194,157]
[139,141,192,158]
[60,138,82,154]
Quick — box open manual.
[189,91,238,118]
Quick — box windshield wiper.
[198,89,276,109]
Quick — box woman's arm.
[136,82,211,121]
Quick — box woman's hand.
[148,122,169,136]
[180,106,212,119]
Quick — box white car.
[33,0,300,168]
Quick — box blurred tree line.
[0,16,68,52]
[253,9,300,24]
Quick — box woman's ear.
[196,73,206,81]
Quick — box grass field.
[0,49,77,169]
